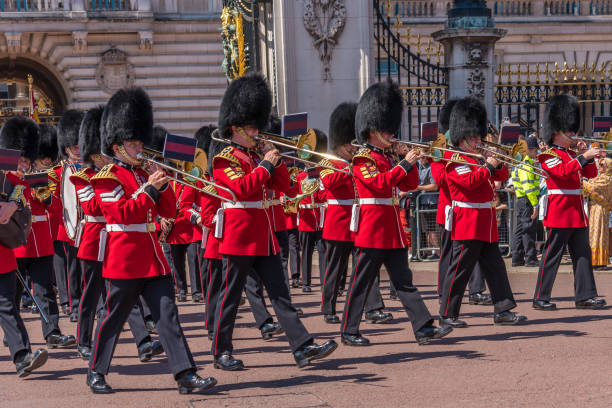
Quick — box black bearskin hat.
[218,73,272,138]
[78,106,105,166]
[542,94,580,146]
[0,116,40,162]
[37,124,58,161]
[449,97,487,146]
[147,125,167,153]
[329,102,357,152]
[207,138,226,178]
[312,128,329,154]
[101,87,153,156]
[438,98,460,135]
[355,79,403,144]
[57,109,85,158]
[194,124,216,155]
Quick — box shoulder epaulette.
[213,146,241,166]
[446,152,468,168]
[320,168,335,179]
[203,184,218,195]
[47,166,60,183]
[318,158,333,169]
[538,149,561,160]
[91,164,121,183]
[71,169,91,183]
[353,147,373,162]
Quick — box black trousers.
[276,230,290,281]
[59,242,81,315]
[170,242,201,296]
[438,227,486,296]
[90,276,195,377]
[299,230,324,287]
[212,253,312,357]
[286,228,301,280]
[0,271,31,362]
[16,256,61,339]
[321,240,384,316]
[512,197,538,265]
[342,248,432,336]
[244,272,274,329]
[203,258,223,336]
[440,240,516,318]
[534,227,598,302]
[52,241,69,308]
[78,259,150,348]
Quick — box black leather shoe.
[294,340,338,368]
[575,297,606,309]
[469,292,493,305]
[414,325,453,345]
[46,333,76,348]
[532,300,557,310]
[31,304,39,314]
[207,332,213,341]
[296,307,304,317]
[176,370,217,394]
[365,309,393,324]
[70,312,79,322]
[389,292,399,300]
[341,334,370,347]
[302,285,312,293]
[61,304,70,316]
[260,322,284,340]
[192,293,203,303]
[177,293,187,302]
[21,295,33,309]
[511,262,525,267]
[291,278,300,288]
[138,340,164,362]
[438,316,468,328]
[324,314,340,324]
[77,345,92,360]
[525,262,539,267]
[87,370,113,394]
[15,349,48,378]
[213,353,244,371]
[494,311,527,325]
[145,319,157,334]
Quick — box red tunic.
[352,147,418,249]
[70,168,105,261]
[320,159,355,242]
[445,151,508,242]
[212,145,290,256]
[166,182,200,245]
[199,183,222,260]
[283,205,298,230]
[6,172,54,258]
[430,160,450,227]
[538,146,597,228]
[296,169,325,232]
[90,163,176,279]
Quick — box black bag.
[0,172,32,249]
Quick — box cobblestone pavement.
[1,260,611,408]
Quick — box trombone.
[137,152,237,203]
[476,143,548,179]
[211,129,351,175]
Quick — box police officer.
[511,136,541,267]
[533,94,606,310]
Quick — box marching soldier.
[71,106,163,362]
[4,117,76,349]
[439,97,526,327]
[341,80,451,346]
[533,94,606,310]
[511,136,541,267]
[86,88,216,394]
[320,102,390,324]
[210,73,337,370]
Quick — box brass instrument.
[282,176,321,214]
[138,152,237,203]
[476,143,548,179]
[480,139,528,162]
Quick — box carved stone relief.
[72,31,88,53]
[465,42,487,66]
[467,68,485,98]
[95,47,135,95]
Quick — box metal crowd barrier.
[413,190,513,260]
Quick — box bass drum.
[60,164,83,241]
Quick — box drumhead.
[60,165,80,240]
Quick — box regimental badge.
[360,161,379,179]
[224,163,244,180]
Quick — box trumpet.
[137,152,237,203]
[476,144,548,179]
[282,177,321,214]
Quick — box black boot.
[87,370,113,394]
[293,340,338,368]
[15,349,48,378]
[364,309,393,324]
[46,332,76,348]
[138,340,164,362]
[213,352,244,371]
[77,345,92,360]
[414,325,453,345]
[260,322,284,340]
[176,370,217,394]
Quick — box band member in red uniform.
[296,129,328,293]
[211,73,337,370]
[72,106,163,362]
[320,102,389,325]
[431,99,490,306]
[341,80,451,346]
[55,109,85,321]
[3,117,76,349]
[87,88,216,394]
[439,97,526,327]
[0,118,49,377]
[533,94,605,310]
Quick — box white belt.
[269,199,281,206]
[222,201,267,209]
[548,189,582,195]
[327,199,354,206]
[31,215,48,223]
[106,223,156,233]
[86,215,106,223]
[359,198,395,206]
[300,203,325,209]
[452,201,494,209]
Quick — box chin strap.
[117,145,142,167]
[236,127,256,147]
[375,131,393,148]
